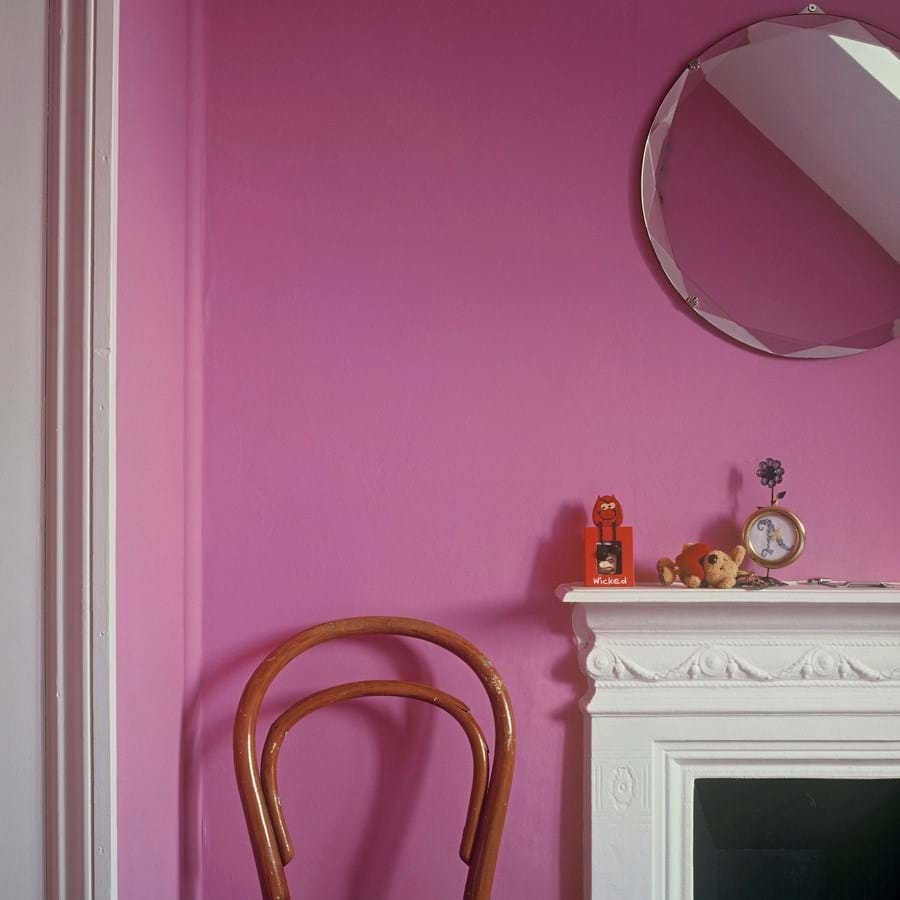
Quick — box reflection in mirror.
[642,14,900,357]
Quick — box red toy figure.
[584,494,635,587]
[592,495,623,542]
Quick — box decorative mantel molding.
[586,643,894,685]
[558,583,900,899]
[559,583,900,710]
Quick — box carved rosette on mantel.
[557,583,900,900]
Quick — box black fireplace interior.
[694,778,900,900]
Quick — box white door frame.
[45,1,119,898]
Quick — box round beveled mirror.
[641,10,900,357]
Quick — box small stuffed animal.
[657,543,747,589]
[702,545,747,589]
[657,543,711,588]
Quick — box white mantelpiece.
[557,583,900,900]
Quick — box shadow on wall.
[636,465,745,582]
[180,629,300,900]
[699,464,744,553]
[321,696,437,900]
[181,632,437,900]
[460,502,586,900]
[183,505,586,899]
[529,503,589,900]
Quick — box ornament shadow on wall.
[632,467,745,584]
[698,464,745,553]
[457,502,586,900]
[183,631,437,900]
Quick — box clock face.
[744,508,805,568]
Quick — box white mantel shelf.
[558,582,900,899]
[558,582,900,604]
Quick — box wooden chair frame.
[234,617,516,900]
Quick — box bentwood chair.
[233,617,516,900]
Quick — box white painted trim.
[45,1,119,898]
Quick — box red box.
[584,526,635,587]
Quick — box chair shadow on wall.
[181,632,298,900]
[182,503,589,900]
[460,501,587,900]
[181,631,438,900]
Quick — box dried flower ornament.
[756,458,787,506]
[756,458,784,489]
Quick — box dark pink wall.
[122,1,900,898]
[117,1,189,896]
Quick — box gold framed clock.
[742,505,806,569]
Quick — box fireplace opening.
[693,778,900,900]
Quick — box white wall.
[0,1,47,896]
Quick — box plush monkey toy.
[657,542,747,589]
[657,543,711,588]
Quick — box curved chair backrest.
[234,616,515,900]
